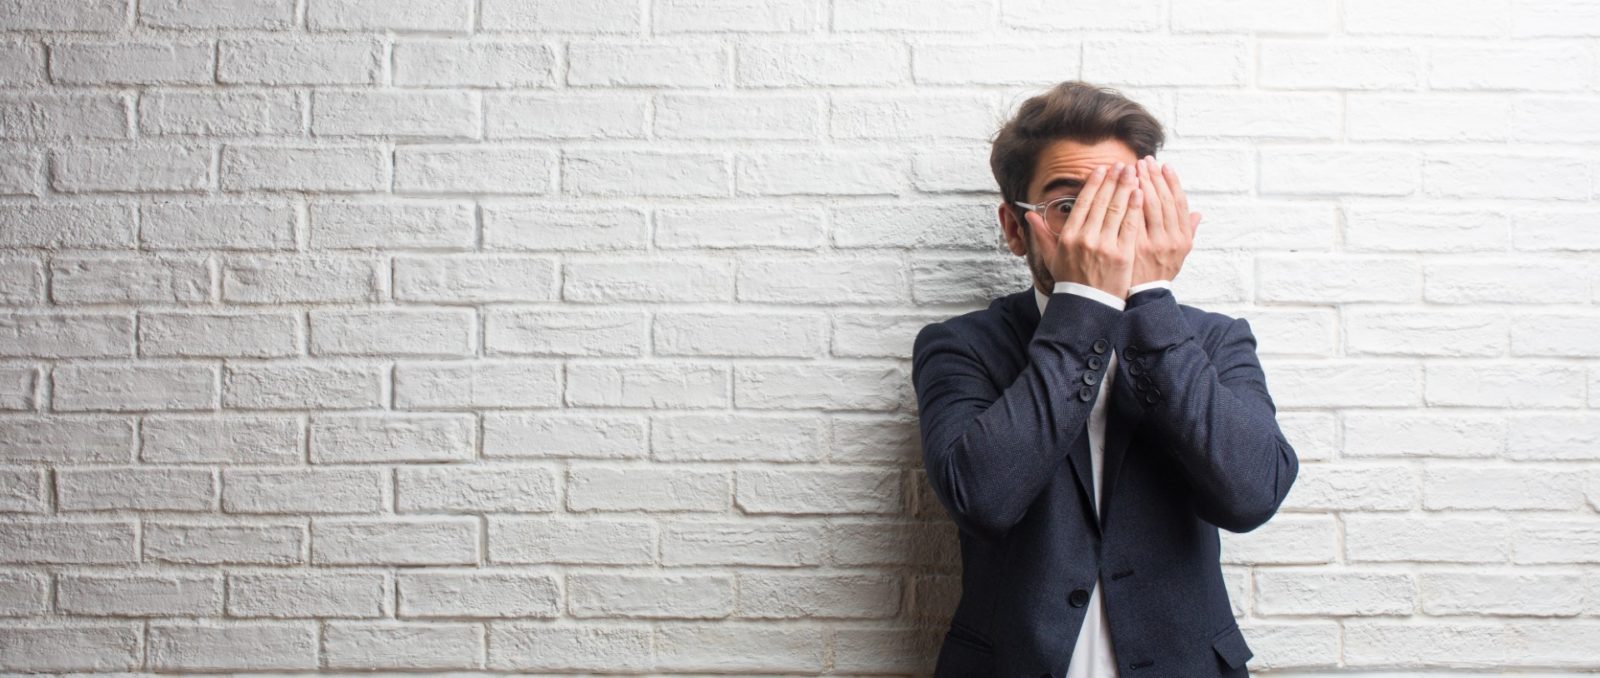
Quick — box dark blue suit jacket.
[911,283,1299,677]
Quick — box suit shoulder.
[913,298,1018,370]
[1178,302,1253,350]
[916,300,1009,347]
[1179,301,1233,325]
[1184,302,1258,329]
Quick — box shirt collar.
[1034,284,1049,317]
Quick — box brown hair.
[989,81,1166,215]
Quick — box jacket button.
[1068,588,1089,607]
[1091,338,1108,354]
[1128,363,1141,376]
[1144,392,1158,404]
[1124,347,1138,359]
[1081,371,1099,386]
[1078,385,1094,401]
[1087,355,1103,370]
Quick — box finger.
[1099,163,1139,242]
[1064,164,1112,238]
[1026,207,1062,260]
[1021,208,1045,249]
[1088,163,1139,244]
[1081,162,1129,244]
[1137,157,1163,237]
[1151,157,1180,239]
[1164,161,1191,234]
[1121,186,1144,253]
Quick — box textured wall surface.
[1,0,1598,674]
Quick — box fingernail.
[1094,165,1107,175]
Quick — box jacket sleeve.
[1118,287,1300,533]
[911,291,1123,541]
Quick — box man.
[911,81,1299,677]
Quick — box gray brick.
[0,519,137,564]
[58,572,224,616]
[323,622,484,670]
[228,571,388,618]
[397,464,559,513]
[144,520,307,565]
[0,623,141,671]
[222,467,386,514]
[397,571,560,618]
[312,518,479,565]
[148,621,318,671]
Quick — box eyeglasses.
[1013,196,1078,237]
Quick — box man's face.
[1000,137,1141,294]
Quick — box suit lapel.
[1013,285,1101,539]
[1099,360,1146,533]
[1065,422,1099,538]
[1013,283,1148,536]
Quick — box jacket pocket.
[946,620,995,652]
[1211,622,1254,670]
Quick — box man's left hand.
[1131,155,1200,287]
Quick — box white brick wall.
[0,0,1596,673]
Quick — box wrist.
[1053,281,1127,311]
[1126,279,1173,302]
[1055,275,1128,302]
[1119,287,1195,354]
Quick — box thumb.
[1022,209,1045,247]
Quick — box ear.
[999,202,1028,257]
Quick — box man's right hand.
[1024,162,1145,300]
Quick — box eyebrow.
[1039,175,1085,196]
